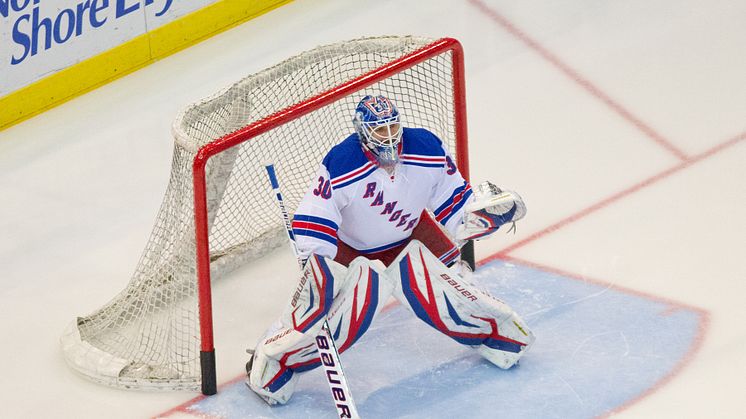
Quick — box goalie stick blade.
[245,356,253,377]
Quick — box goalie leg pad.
[473,291,535,369]
[279,254,347,337]
[247,256,394,405]
[326,257,396,353]
[246,254,346,405]
[386,240,534,368]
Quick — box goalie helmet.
[353,95,403,167]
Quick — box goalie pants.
[334,210,461,267]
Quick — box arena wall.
[0,0,291,130]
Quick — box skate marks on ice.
[166,260,705,418]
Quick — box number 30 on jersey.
[313,176,332,199]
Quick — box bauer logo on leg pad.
[440,273,478,302]
[387,239,533,362]
[289,255,347,334]
[264,328,294,345]
[291,268,312,308]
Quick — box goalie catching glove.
[457,181,527,241]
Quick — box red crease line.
[490,131,745,258]
[467,0,689,161]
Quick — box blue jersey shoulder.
[322,134,371,180]
[401,127,446,157]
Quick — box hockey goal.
[61,36,471,395]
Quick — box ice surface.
[174,261,703,418]
[0,0,744,418]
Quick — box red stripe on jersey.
[400,154,446,163]
[292,220,338,237]
[331,162,376,185]
[435,185,472,223]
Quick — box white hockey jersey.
[291,127,473,260]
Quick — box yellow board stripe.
[0,0,292,131]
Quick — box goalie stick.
[264,163,360,419]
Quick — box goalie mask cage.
[61,36,470,395]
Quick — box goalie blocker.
[246,238,534,405]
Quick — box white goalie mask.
[353,95,403,168]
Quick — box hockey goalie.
[246,95,535,405]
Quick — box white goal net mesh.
[61,36,461,390]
